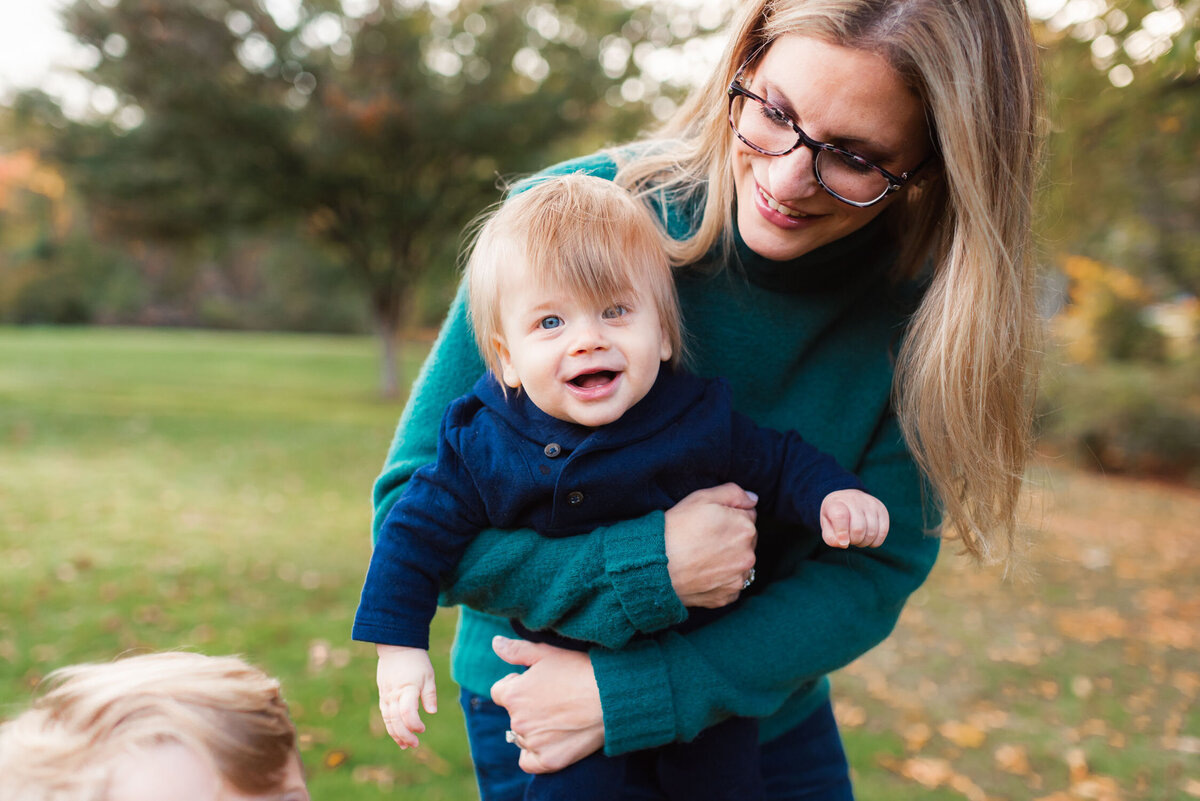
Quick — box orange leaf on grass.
[995,743,1032,776]
[1053,607,1128,643]
[901,722,932,752]
[939,720,987,749]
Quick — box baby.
[352,174,888,800]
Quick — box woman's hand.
[664,483,758,608]
[489,637,605,774]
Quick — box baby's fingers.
[381,688,424,749]
[421,677,438,715]
[398,686,427,737]
[821,501,852,548]
[866,502,890,548]
[381,708,418,749]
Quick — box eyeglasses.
[727,62,929,208]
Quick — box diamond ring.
[505,729,518,744]
[743,568,756,590]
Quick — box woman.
[371,0,1043,797]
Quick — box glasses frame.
[726,58,929,208]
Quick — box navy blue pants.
[460,689,854,801]
[522,715,762,801]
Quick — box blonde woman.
[369,0,1043,797]
[0,652,308,801]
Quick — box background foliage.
[0,0,1198,797]
[1,0,1196,461]
[6,0,712,393]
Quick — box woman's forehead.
[751,34,927,154]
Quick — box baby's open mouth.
[569,370,617,389]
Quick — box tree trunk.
[373,310,401,399]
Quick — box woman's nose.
[768,145,821,202]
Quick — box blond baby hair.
[465,173,683,380]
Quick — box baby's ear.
[492,336,521,389]
[659,327,673,363]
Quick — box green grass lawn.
[0,327,472,798]
[1,327,1196,799]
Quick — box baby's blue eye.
[602,305,628,319]
[539,316,563,330]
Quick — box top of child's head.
[0,651,309,801]
[465,173,683,382]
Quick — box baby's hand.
[819,489,890,549]
[376,644,438,750]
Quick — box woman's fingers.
[491,635,552,669]
[488,643,605,774]
[489,671,521,708]
[697,482,759,511]
[664,484,758,607]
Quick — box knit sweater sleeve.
[372,281,686,648]
[590,409,940,755]
[726,409,866,533]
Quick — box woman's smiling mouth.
[757,186,809,219]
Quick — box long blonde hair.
[615,0,1045,562]
[0,652,299,800]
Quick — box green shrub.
[1091,292,1167,363]
[1038,355,1200,484]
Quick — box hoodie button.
[566,490,584,505]
[544,443,562,458]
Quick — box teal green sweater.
[370,153,941,756]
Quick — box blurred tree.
[27,0,704,395]
[1056,255,1167,363]
[1035,0,1200,300]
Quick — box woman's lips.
[754,185,818,229]
[759,186,807,218]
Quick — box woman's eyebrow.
[759,78,798,118]
[761,78,892,158]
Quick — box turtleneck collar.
[731,213,895,295]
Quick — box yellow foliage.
[0,148,74,237]
[1056,255,1156,364]
[1157,115,1181,134]
[0,149,38,210]
[28,166,66,201]
[0,149,67,200]
[1060,255,1150,306]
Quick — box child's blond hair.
[465,173,683,379]
[0,652,299,800]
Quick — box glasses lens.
[730,94,798,155]
[732,92,892,205]
[814,150,890,205]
